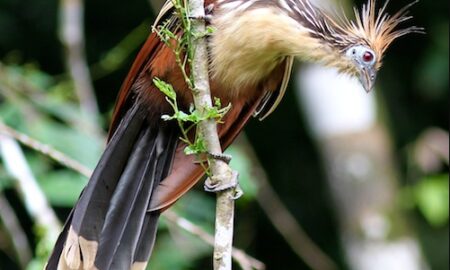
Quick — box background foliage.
[0,0,448,269]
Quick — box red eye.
[363,51,374,62]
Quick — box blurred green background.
[0,0,448,269]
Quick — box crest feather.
[315,0,423,69]
[347,0,424,66]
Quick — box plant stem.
[188,1,237,269]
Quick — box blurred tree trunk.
[295,62,429,270]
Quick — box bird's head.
[210,0,423,93]
[344,44,378,92]
[309,0,423,92]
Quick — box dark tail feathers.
[46,102,178,270]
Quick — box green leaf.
[175,110,190,121]
[183,145,197,155]
[213,97,222,107]
[206,26,215,34]
[153,78,177,100]
[186,109,202,122]
[184,137,207,155]
[414,174,449,227]
[161,114,175,121]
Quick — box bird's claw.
[208,152,232,164]
[188,15,213,24]
[204,170,241,198]
[232,184,243,199]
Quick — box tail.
[46,102,178,270]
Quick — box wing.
[108,0,293,211]
[149,57,292,211]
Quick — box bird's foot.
[188,15,213,24]
[193,152,231,165]
[204,170,242,199]
[208,152,232,164]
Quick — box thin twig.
[0,122,92,178]
[164,211,265,270]
[188,1,237,269]
[59,0,101,133]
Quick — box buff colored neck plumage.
[209,5,355,97]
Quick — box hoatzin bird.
[46,0,421,269]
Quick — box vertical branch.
[188,1,237,269]
[59,0,101,131]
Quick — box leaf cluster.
[153,78,230,158]
[152,1,229,160]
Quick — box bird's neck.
[210,5,354,95]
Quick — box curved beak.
[359,67,377,93]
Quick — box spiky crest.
[313,0,423,68]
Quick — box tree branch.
[0,122,92,178]
[188,1,238,269]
